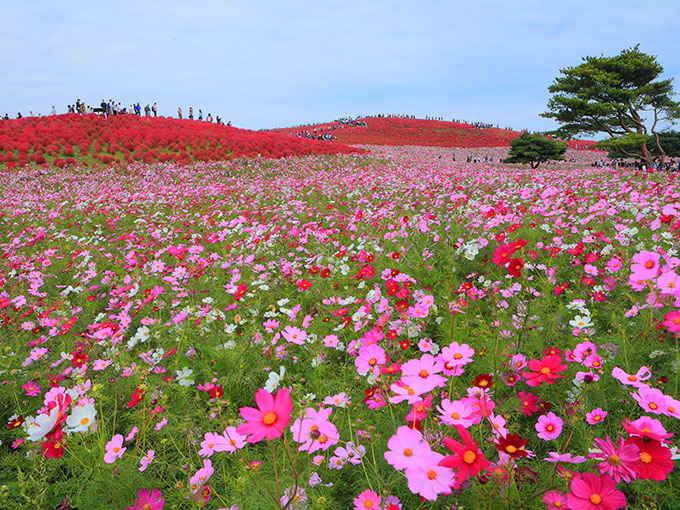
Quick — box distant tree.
[541,45,680,166]
[504,132,567,168]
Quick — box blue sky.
[3,1,679,134]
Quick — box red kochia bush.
[0,114,363,167]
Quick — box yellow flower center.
[649,402,658,410]
[80,417,89,426]
[454,353,462,360]
[506,445,517,453]
[540,367,551,375]
[403,448,413,457]
[463,450,477,464]
[640,452,652,464]
[590,494,602,504]
[364,501,374,509]
[263,412,277,425]
[419,369,428,377]
[609,454,620,466]
[369,358,377,366]
[427,469,437,480]
[113,447,120,453]
[451,412,461,419]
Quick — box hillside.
[269,116,600,149]
[0,114,362,168]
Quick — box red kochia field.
[0,114,362,168]
[270,117,600,149]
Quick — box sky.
[3,1,680,134]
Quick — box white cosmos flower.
[66,403,97,433]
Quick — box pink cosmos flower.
[544,452,587,463]
[388,378,429,405]
[630,250,661,280]
[661,310,680,332]
[281,325,307,345]
[154,418,168,431]
[585,408,608,425]
[656,270,680,296]
[567,472,626,510]
[353,489,381,510]
[404,450,454,501]
[104,434,126,464]
[23,381,41,397]
[355,343,386,376]
[437,342,474,375]
[622,416,673,442]
[384,426,429,471]
[237,388,293,443]
[125,488,165,510]
[401,354,447,393]
[543,490,568,510]
[535,412,563,441]
[323,392,351,407]
[221,426,247,452]
[126,426,139,442]
[588,436,639,483]
[139,450,155,472]
[189,459,213,494]
[290,407,339,453]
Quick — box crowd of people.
[2,101,231,126]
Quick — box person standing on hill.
[178,107,183,119]
[189,107,194,120]
[152,103,157,117]
[198,109,203,121]
[145,104,151,116]
[50,106,57,116]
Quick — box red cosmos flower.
[128,385,145,408]
[233,283,246,300]
[296,279,312,290]
[508,238,528,251]
[439,425,490,489]
[517,391,539,416]
[626,437,675,481]
[209,385,224,399]
[42,424,65,459]
[522,355,567,387]
[507,257,524,278]
[320,268,331,278]
[7,415,24,430]
[492,244,514,266]
[472,373,494,390]
[237,388,293,443]
[399,339,410,350]
[495,433,529,458]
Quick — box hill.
[0,114,362,168]
[269,116,600,150]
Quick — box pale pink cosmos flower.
[544,452,587,463]
[622,416,673,442]
[631,386,668,415]
[586,408,608,425]
[354,343,386,376]
[323,392,351,408]
[189,459,213,494]
[611,366,651,389]
[139,449,155,472]
[436,398,477,427]
[104,434,126,463]
[125,426,138,442]
[384,426,429,471]
[535,412,563,441]
[199,432,228,457]
[281,325,306,345]
[655,270,680,296]
[388,378,428,405]
[404,450,454,501]
[154,418,168,431]
[290,407,339,453]
[221,426,247,452]
[401,354,447,393]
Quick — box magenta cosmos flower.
[567,472,626,510]
[353,488,381,510]
[126,488,165,510]
[237,388,293,443]
[535,412,563,441]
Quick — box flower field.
[0,115,361,169]
[0,144,678,510]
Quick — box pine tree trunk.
[641,141,653,167]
